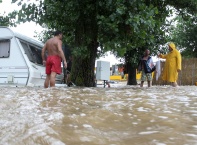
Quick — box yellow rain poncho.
[159,42,182,82]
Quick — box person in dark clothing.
[138,49,155,87]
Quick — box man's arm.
[158,54,167,59]
[57,40,67,68]
[41,44,47,65]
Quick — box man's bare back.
[45,37,61,56]
[42,32,67,67]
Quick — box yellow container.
[110,75,122,81]
[136,73,141,80]
[110,70,154,81]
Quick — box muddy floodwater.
[0,84,197,145]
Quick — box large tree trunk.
[71,0,98,87]
[127,64,137,85]
[125,50,138,85]
[70,0,98,87]
[71,42,97,87]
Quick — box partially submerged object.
[156,60,161,81]
[0,27,64,87]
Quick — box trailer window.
[20,41,35,62]
[0,39,10,58]
[29,45,42,65]
[19,40,44,65]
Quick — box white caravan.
[0,27,64,87]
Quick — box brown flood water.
[0,85,197,145]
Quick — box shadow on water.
[0,86,197,145]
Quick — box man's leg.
[106,81,110,88]
[147,73,152,87]
[140,70,146,87]
[140,81,144,87]
[67,73,71,84]
[147,81,151,87]
[44,74,50,88]
[50,72,57,87]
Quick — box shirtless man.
[41,31,67,88]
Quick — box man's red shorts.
[46,55,62,75]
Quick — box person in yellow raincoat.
[158,42,182,87]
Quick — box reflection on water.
[0,85,197,145]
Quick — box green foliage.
[170,15,197,58]
[166,0,197,58]
[0,11,18,27]
[0,16,9,26]
[166,0,197,15]
[6,1,165,55]
[5,0,197,53]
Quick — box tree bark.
[125,50,138,85]
[70,0,98,87]
[71,41,97,87]
[127,64,137,85]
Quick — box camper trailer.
[0,27,64,87]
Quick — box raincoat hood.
[168,42,176,50]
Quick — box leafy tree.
[170,15,197,58]
[0,16,9,26]
[5,0,197,86]
[0,14,17,26]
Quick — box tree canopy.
[170,15,197,58]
